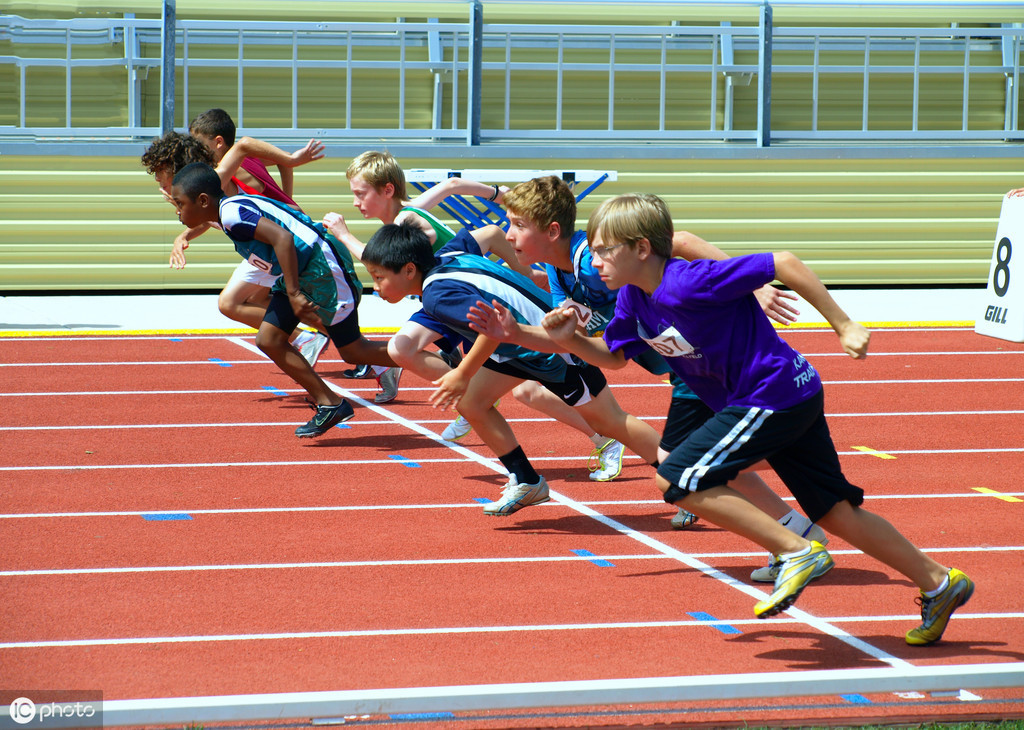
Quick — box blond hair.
[501,175,576,241]
[346,150,407,200]
[587,193,674,258]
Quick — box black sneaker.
[439,347,463,369]
[342,364,372,379]
[295,400,354,438]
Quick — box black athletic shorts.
[481,359,608,407]
[658,388,864,523]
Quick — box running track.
[1,326,1023,729]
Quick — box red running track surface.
[1,327,1023,729]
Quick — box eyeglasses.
[590,241,628,258]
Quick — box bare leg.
[454,369,522,457]
[817,500,947,591]
[254,320,340,407]
[657,475,809,556]
[336,337,398,369]
[574,386,660,463]
[389,321,451,381]
[512,381,600,438]
[218,279,272,331]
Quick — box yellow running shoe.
[754,541,833,618]
[905,568,975,646]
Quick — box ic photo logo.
[8,698,34,725]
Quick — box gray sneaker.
[297,332,330,367]
[751,523,828,582]
[374,367,402,404]
[670,507,698,530]
[483,475,550,516]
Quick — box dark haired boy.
[170,162,397,437]
[361,221,663,516]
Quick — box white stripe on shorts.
[678,406,773,493]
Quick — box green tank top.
[400,206,457,252]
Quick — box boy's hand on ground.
[542,307,579,344]
[429,369,469,411]
[292,139,325,166]
[467,300,517,341]
[754,284,800,325]
[837,320,870,359]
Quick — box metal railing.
[2,1,1024,149]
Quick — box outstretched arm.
[169,223,211,269]
[408,177,508,212]
[772,251,870,359]
[672,230,799,325]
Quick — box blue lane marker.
[390,713,455,721]
[388,454,421,468]
[687,611,742,635]
[168,338,182,342]
[208,358,231,367]
[473,497,492,504]
[142,513,192,521]
[261,385,289,397]
[841,694,872,704]
[572,549,615,567]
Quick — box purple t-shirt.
[603,254,820,412]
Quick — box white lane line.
[3,546,1021,577]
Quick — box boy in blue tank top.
[360,221,665,517]
[529,192,973,644]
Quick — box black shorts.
[658,388,864,523]
[263,291,362,350]
[659,394,715,453]
[481,359,607,407]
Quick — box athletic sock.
[779,544,811,561]
[924,574,950,598]
[778,509,814,537]
[498,446,540,485]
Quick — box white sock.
[779,544,811,561]
[924,573,950,598]
[778,509,814,537]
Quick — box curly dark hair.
[140,131,214,176]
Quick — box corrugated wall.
[0,154,1017,290]
[2,2,1021,290]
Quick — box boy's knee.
[387,335,416,367]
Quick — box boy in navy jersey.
[361,221,664,516]
[169,162,398,438]
[499,192,972,643]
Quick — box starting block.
[975,194,1024,342]
[405,169,617,232]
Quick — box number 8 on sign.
[976,195,1024,342]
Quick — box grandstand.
[2,0,1024,290]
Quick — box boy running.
[361,221,663,516]
[481,192,973,643]
[169,162,398,437]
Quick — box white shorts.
[227,259,278,289]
